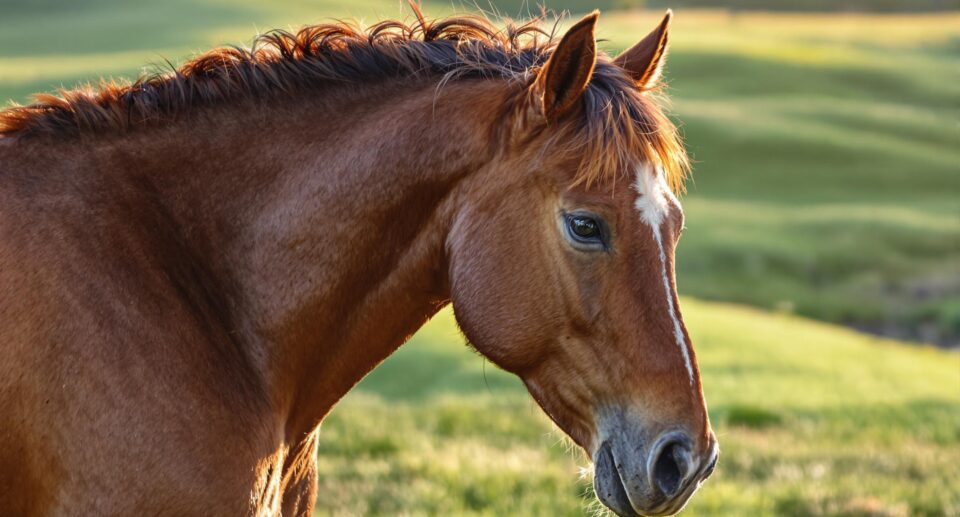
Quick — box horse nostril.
[652,439,690,498]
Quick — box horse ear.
[533,12,599,121]
[612,10,671,89]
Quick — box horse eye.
[561,212,606,250]
[570,216,599,238]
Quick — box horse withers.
[0,8,717,516]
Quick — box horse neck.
[110,79,510,439]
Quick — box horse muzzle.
[593,428,719,516]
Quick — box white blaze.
[633,165,695,385]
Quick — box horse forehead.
[631,163,680,230]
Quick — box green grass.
[2,2,958,515]
[322,305,959,516]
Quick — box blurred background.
[2,0,957,514]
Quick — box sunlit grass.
[319,305,960,516]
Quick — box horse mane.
[0,10,689,191]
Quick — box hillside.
[602,11,960,346]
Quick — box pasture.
[325,303,959,515]
[1,1,957,515]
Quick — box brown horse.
[0,7,717,517]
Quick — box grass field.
[1,1,958,515]
[323,304,959,516]
[629,11,960,346]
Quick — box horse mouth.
[593,441,638,517]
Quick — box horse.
[0,7,717,516]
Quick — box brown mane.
[0,11,689,190]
